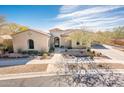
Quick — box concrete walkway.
[46,53,64,73]
[27,53,64,64]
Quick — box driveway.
[92,44,124,62]
[0,58,31,67]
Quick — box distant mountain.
[49,28,63,33]
[0,23,28,35]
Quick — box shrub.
[7,46,13,53]
[67,46,72,49]
[49,46,55,53]
[65,49,68,52]
[97,52,102,57]
[92,51,96,56]
[0,44,7,54]
[22,51,28,54]
[88,50,95,59]
[60,46,64,48]
[17,48,22,53]
[39,51,49,56]
[42,53,48,59]
[27,50,39,55]
[22,50,39,55]
[87,47,91,52]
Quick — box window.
[28,39,34,49]
[76,41,80,45]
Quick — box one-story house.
[6,28,88,53]
[12,29,50,52]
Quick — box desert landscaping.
[0,5,124,87]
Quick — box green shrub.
[42,53,48,59]
[92,51,96,56]
[88,50,95,59]
[27,50,39,55]
[67,46,72,49]
[7,46,13,53]
[0,44,7,54]
[49,46,55,53]
[60,46,64,48]
[22,50,39,55]
[22,51,27,54]
[39,51,49,56]
[87,47,91,52]
[17,48,22,53]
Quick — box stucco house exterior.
[11,28,87,53]
[12,29,50,52]
[50,28,87,49]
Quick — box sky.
[0,5,124,32]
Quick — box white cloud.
[54,5,124,31]
[60,5,80,13]
[57,6,122,19]
[54,16,124,28]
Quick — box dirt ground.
[0,63,124,75]
[0,64,48,75]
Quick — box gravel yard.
[67,63,124,69]
[0,73,124,87]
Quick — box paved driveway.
[0,58,31,67]
[92,44,124,62]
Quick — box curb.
[0,69,124,81]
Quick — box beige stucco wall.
[12,30,50,52]
[60,36,71,47]
[71,40,83,48]
[50,30,66,47]
[50,30,88,48]
[0,37,3,44]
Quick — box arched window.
[28,39,34,49]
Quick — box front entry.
[54,37,60,47]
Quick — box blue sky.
[0,5,124,31]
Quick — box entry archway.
[54,37,60,47]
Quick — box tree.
[0,16,6,35]
[113,26,124,39]
[67,29,93,48]
[0,44,7,54]
[94,31,114,44]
